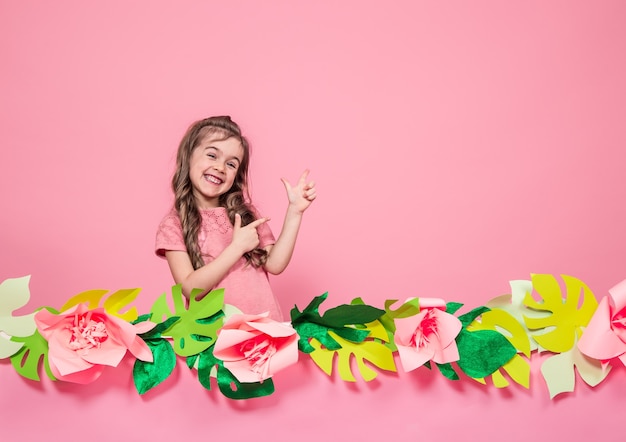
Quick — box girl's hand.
[281,170,317,214]
[231,213,268,254]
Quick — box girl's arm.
[264,170,317,275]
[165,214,269,298]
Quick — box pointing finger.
[248,217,269,229]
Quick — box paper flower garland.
[0,273,621,400]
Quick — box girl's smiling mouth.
[205,174,223,184]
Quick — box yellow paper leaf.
[60,288,140,321]
[60,289,109,311]
[472,355,530,389]
[102,288,140,321]
[485,280,544,352]
[524,274,598,353]
[308,320,396,382]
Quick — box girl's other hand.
[231,213,268,254]
[281,169,317,214]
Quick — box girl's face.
[189,134,244,209]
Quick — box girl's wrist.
[287,204,305,216]
[225,242,248,258]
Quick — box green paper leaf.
[133,338,177,395]
[9,331,55,381]
[293,322,343,353]
[291,293,384,353]
[455,328,517,378]
[446,302,464,315]
[320,304,385,328]
[216,366,275,400]
[139,316,181,339]
[196,346,220,390]
[194,346,275,399]
[132,313,152,324]
[186,354,199,370]
[457,306,490,328]
[436,362,459,380]
[290,292,328,321]
[467,304,533,389]
[149,285,224,357]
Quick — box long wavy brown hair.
[171,116,268,270]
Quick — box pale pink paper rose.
[578,279,626,366]
[213,313,299,383]
[394,298,462,372]
[34,303,155,384]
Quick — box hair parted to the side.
[172,115,268,270]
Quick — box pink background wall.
[2,1,625,440]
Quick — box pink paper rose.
[34,303,155,384]
[213,313,299,383]
[578,279,626,365]
[394,298,462,372]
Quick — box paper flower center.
[240,336,277,378]
[410,309,439,348]
[68,311,108,352]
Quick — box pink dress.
[155,207,283,320]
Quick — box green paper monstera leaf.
[149,285,225,357]
[10,329,56,381]
[193,345,275,400]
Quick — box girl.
[155,116,316,321]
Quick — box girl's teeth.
[206,175,222,184]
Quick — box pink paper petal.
[246,319,298,338]
[48,336,94,376]
[223,359,267,383]
[418,298,447,310]
[431,309,463,346]
[609,279,626,312]
[578,297,626,360]
[54,365,104,384]
[213,329,258,359]
[222,313,269,331]
[397,343,434,372]
[127,335,154,362]
[80,337,127,367]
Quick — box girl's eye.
[227,162,237,169]
[207,153,217,159]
